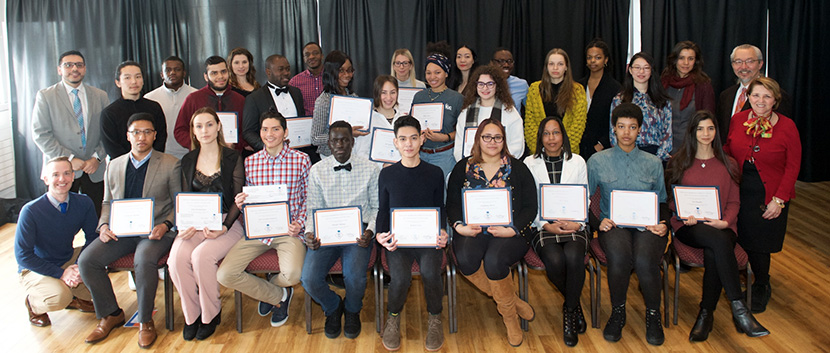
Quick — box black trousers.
[386,247,444,315]
[70,172,103,218]
[675,224,742,310]
[532,232,586,308]
[598,227,667,309]
[453,231,527,280]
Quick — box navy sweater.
[376,160,447,233]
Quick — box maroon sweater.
[174,85,247,151]
[670,157,740,234]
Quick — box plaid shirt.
[305,155,380,234]
[288,69,323,117]
[245,144,311,244]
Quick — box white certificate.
[410,103,444,131]
[672,185,721,220]
[243,202,291,239]
[328,95,373,131]
[243,184,288,204]
[462,188,513,226]
[610,190,658,227]
[369,127,401,164]
[391,208,440,247]
[540,184,588,222]
[313,206,363,246]
[217,112,239,144]
[176,193,223,230]
[397,88,424,115]
[110,198,154,237]
[462,127,477,158]
[286,116,313,148]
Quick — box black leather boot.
[563,306,578,347]
[731,300,769,337]
[689,308,714,342]
[645,308,664,346]
[574,303,587,334]
[603,304,626,342]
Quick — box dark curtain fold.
[768,0,830,181]
[585,0,631,83]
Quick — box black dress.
[737,161,790,253]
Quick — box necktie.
[59,202,67,214]
[734,87,747,116]
[333,163,352,172]
[72,88,86,151]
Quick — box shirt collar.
[45,192,66,211]
[62,81,85,96]
[129,150,153,169]
[612,144,641,158]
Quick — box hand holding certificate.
[391,208,440,247]
[176,193,223,231]
[610,190,658,228]
[329,95,373,132]
[313,206,363,246]
[672,186,721,221]
[539,184,588,222]
[286,116,313,148]
[410,103,444,131]
[110,198,154,237]
[243,202,291,239]
[217,112,239,144]
[462,188,513,226]
[369,128,401,164]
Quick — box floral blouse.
[464,156,512,188]
[609,91,673,161]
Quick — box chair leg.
[518,262,528,331]
[378,267,385,333]
[163,266,173,331]
[374,263,382,333]
[673,252,680,325]
[662,258,670,327]
[451,263,458,333]
[595,262,602,327]
[305,290,312,334]
[587,260,597,329]
[235,290,243,333]
[746,263,753,312]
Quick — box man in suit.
[145,56,198,159]
[78,113,181,348]
[242,54,304,150]
[32,50,110,217]
[716,44,792,143]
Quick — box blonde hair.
[390,49,418,87]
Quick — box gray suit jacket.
[32,82,110,182]
[99,150,182,233]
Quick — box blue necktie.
[72,88,86,151]
[59,202,67,214]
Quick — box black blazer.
[242,85,305,150]
[577,73,621,160]
[181,146,245,228]
[716,82,793,144]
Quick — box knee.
[482,260,510,280]
[216,264,239,287]
[77,249,100,271]
[280,267,302,287]
[40,287,74,312]
[539,246,565,269]
[633,254,660,275]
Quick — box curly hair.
[461,64,514,111]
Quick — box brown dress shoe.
[25,296,51,327]
[138,320,157,348]
[66,298,95,312]
[85,311,126,343]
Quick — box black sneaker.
[270,286,293,327]
[603,304,626,342]
[324,297,344,339]
[343,310,361,339]
[645,308,664,346]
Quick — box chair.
[375,248,457,333]
[670,238,753,325]
[232,249,281,333]
[448,245,519,333]
[107,253,174,330]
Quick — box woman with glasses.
[577,39,621,161]
[390,49,426,88]
[609,52,672,161]
[454,64,524,161]
[446,118,537,347]
[310,50,368,157]
[228,47,260,97]
[661,41,716,155]
[525,49,587,155]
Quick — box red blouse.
[669,157,740,234]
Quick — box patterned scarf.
[743,111,773,138]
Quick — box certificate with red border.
[462,188,513,226]
[217,112,238,144]
[391,208,440,247]
[175,192,223,231]
[313,206,363,246]
[243,202,291,239]
[672,185,721,221]
[110,198,154,237]
[328,95,373,132]
[410,103,444,131]
[539,184,588,222]
[610,190,658,228]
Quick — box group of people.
[16,38,800,350]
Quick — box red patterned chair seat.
[672,238,749,267]
[107,253,174,331]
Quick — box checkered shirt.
[305,155,380,234]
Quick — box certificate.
[462,188,513,226]
[397,88,424,115]
[217,112,239,144]
[610,190,658,228]
[313,206,363,246]
[328,95,373,132]
[391,208,440,247]
[110,198,154,237]
[176,193,223,230]
[243,202,291,239]
[461,127,478,158]
[539,184,588,222]
[286,116,313,148]
[243,184,288,204]
[410,103,444,131]
[369,127,401,164]
[672,185,721,220]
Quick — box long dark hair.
[539,48,576,115]
[660,41,711,84]
[448,45,479,90]
[322,50,352,94]
[461,64,514,111]
[666,111,739,185]
[469,118,511,165]
[533,116,572,161]
[621,52,670,108]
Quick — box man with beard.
[491,48,528,112]
[289,42,324,117]
[145,56,198,159]
[242,55,304,151]
[174,56,247,152]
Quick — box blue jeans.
[301,243,373,315]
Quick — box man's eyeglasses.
[127,129,156,137]
[731,59,758,66]
[61,62,85,69]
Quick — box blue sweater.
[376,161,447,233]
[15,193,98,278]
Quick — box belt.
[420,143,455,154]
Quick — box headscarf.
[425,53,450,74]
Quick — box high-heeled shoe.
[196,310,222,340]
[574,303,587,334]
[689,308,713,342]
[183,315,200,341]
[731,300,769,337]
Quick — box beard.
[208,79,227,92]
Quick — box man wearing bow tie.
[242,55,305,152]
[301,120,379,340]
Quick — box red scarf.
[661,75,695,110]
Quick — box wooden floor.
[3,181,829,353]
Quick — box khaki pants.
[217,236,305,305]
[20,247,91,315]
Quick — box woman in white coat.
[353,75,405,161]
[522,115,588,347]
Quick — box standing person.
[78,114,181,348]
[609,52,672,162]
[301,121,380,340]
[167,108,245,341]
[447,119,537,347]
[174,56,247,153]
[353,75,404,160]
[661,41,716,154]
[724,77,801,313]
[310,50,367,158]
[666,111,768,341]
[228,47,261,97]
[217,110,311,328]
[242,54,304,151]
[376,116,449,351]
[412,53,464,177]
[454,64,525,161]
[589,103,670,346]
[577,39,621,161]
[391,49,426,88]
[523,116,588,347]
[100,61,167,159]
[145,56,198,159]
[525,49,587,154]
[16,157,98,327]
[290,42,325,117]
[491,48,529,112]
[32,50,109,217]
[449,45,479,93]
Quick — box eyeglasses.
[61,62,85,69]
[630,65,651,72]
[339,68,355,74]
[492,59,514,65]
[393,61,412,67]
[731,59,758,66]
[127,129,156,136]
[480,134,504,143]
[476,81,496,89]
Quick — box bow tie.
[333,163,352,172]
[269,84,288,95]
